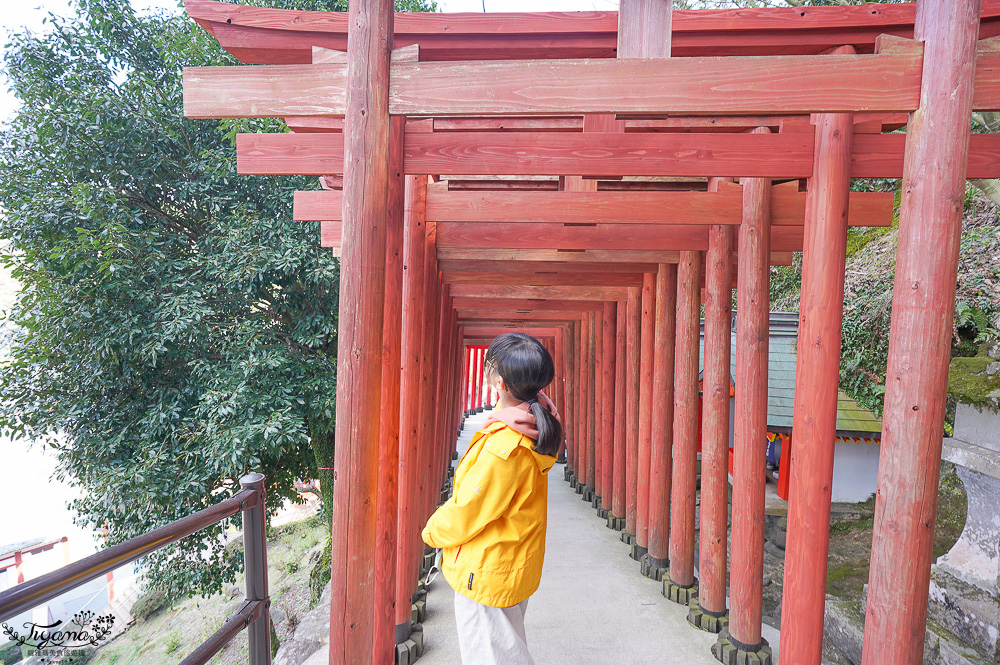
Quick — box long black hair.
[485,333,563,457]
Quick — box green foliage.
[0,640,24,665]
[131,587,171,622]
[0,0,433,599]
[164,632,183,654]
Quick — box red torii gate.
[182,1,997,664]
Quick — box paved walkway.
[416,410,723,665]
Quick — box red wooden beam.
[184,0,1000,64]
[698,209,734,627]
[647,262,676,569]
[863,2,981,663]
[439,259,659,273]
[624,286,641,537]
[395,174,427,633]
[780,109,853,665]
[329,0,392,659]
[612,301,627,522]
[374,116,404,664]
[727,128,773,656]
[667,250,701,596]
[635,271,655,551]
[448,284,628,301]
[437,248,681,264]
[238,130,814,177]
[600,301,617,516]
[452,297,605,312]
[440,271,644,287]
[242,129,1000,179]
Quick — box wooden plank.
[438,259,658,273]
[248,130,1000,179]
[440,271,644,286]
[452,297,605,311]
[463,325,562,337]
[852,132,1000,178]
[448,284,627,301]
[404,131,814,177]
[457,310,584,321]
[184,63,348,118]
[422,190,891,226]
[435,222,710,251]
[296,190,343,221]
[389,53,922,115]
[437,248,681,263]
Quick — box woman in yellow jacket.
[422,333,562,665]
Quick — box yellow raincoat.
[421,420,556,607]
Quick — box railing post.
[240,472,271,665]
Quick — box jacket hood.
[483,405,557,474]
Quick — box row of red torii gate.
[182,0,1000,663]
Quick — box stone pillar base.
[607,515,626,531]
[688,598,729,634]
[620,531,636,546]
[639,553,668,581]
[569,473,578,488]
[596,507,609,520]
[713,632,771,665]
[395,622,423,665]
[581,486,594,502]
[590,494,601,509]
[663,577,698,605]
[629,543,647,561]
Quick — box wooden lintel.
[238,130,1000,179]
[449,284,629,301]
[440,271,645,287]
[184,50,934,118]
[453,297,606,312]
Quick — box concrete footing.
[607,515,626,531]
[395,623,424,665]
[590,494,601,509]
[663,578,698,605]
[639,553,668,581]
[629,543,647,562]
[688,598,729,634]
[712,632,771,665]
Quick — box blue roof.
[699,312,881,437]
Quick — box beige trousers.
[454,591,535,665]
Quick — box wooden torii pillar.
[716,127,774,664]
[665,249,702,605]
[778,60,855,662]
[688,176,735,633]
[864,1,981,663]
[329,0,393,661]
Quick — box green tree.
[0,0,433,599]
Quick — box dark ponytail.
[485,333,563,457]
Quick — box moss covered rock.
[948,352,1000,410]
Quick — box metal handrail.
[0,472,272,665]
